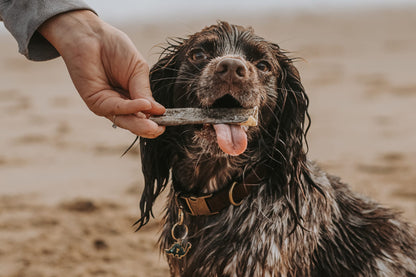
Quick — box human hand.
[38,10,165,138]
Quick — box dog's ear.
[149,40,185,107]
[135,42,184,230]
[264,44,310,183]
[265,43,312,231]
[135,135,173,230]
[268,43,309,164]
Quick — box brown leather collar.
[176,181,259,216]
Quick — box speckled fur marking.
[138,22,416,277]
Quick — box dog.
[136,22,416,277]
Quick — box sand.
[0,8,415,277]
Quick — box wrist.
[38,10,103,56]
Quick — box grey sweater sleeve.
[0,0,94,61]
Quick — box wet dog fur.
[136,22,416,277]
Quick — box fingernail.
[153,126,165,137]
[153,102,166,113]
[157,126,166,135]
[144,126,165,139]
[135,112,147,119]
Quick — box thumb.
[129,63,165,115]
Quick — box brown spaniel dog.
[137,22,416,277]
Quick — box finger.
[111,114,166,138]
[99,95,152,115]
[135,112,147,119]
[128,64,166,115]
[148,98,166,115]
[137,96,166,116]
[129,60,153,99]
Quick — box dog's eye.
[256,61,271,72]
[190,49,208,61]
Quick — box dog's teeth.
[242,125,249,132]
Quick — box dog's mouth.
[211,94,243,108]
[202,94,249,156]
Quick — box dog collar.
[176,181,258,216]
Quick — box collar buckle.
[177,181,259,216]
[180,194,216,216]
[228,181,244,206]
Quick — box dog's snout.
[215,58,247,83]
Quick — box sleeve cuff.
[0,0,95,61]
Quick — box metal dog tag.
[165,241,192,259]
[165,209,192,259]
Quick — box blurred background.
[1,1,415,276]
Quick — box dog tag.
[165,241,192,259]
[165,210,192,259]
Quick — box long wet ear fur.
[134,40,185,230]
[268,43,310,173]
[264,43,318,230]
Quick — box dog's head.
[136,22,310,228]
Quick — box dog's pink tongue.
[213,124,247,156]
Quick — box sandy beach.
[1,8,415,277]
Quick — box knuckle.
[135,59,150,74]
[88,103,104,116]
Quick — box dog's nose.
[215,58,247,83]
